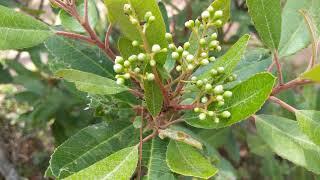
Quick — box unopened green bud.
[217,67,225,74]
[214,20,223,27]
[146,73,155,81]
[138,53,146,61]
[176,65,182,72]
[201,96,208,103]
[161,48,168,53]
[130,17,139,25]
[209,40,219,48]
[207,6,214,13]
[211,69,218,76]
[144,11,153,21]
[124,60,131,67]
[195,19,201,27]
[205,83,212,90]
[123,4,132,14]
[211,33,218,40]
[148,16,156,23]
[201,52,208,58]
[203,78,208,83]
[184,42,191,49]
[169,43,176,50]
[194,107,200,112]
[199,113,207,120]
[208,111,215,116]
[223,91,233,98]
[182,51,189,58]
[221,111,231,118]
[217,101,225,107]
[187,64,194,70]
[132,40,139,47]
[123,73,131,79]
[196,80,203,87]
[177,46,184,53]
[214,10,223,19]
[201,59,209,65]
[150,59,156,66]
[116,77,125,85]
[214,117,220,123]
[128,55,137,62]
[152,44,161,53]
[113,64,123,73]
[214,85,224,94]
[134,67,141,73]
[115,56,124,64]
[185,20,195,28]
[199,38,206,45]
[216,95,224,102]
[209,56,216,62]
[216,46,222,52]
[172,52,180,60]
[201,10,210,19]
[186,54,194,62]
[191,76,197,81]
[165,33,172,40]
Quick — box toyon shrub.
[0,0,320,179]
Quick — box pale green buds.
[201,52,208,58]
[205,83,212,90]
[123,73,131,79]
[165,33,173,41]
[148,16,156,22]
[176,65,182,71]
[214,85,224,94]
[152,44,161,53]
[116,77,125,85]
[123,4,132,14]
[115,56,124,64]
[187,64,194,70]
[132,40,139,47]
[194,107,200,112]
[209,40,219,48]
[201,10,210,19]
[216,46,222,52]
[146,73,155,81]
[201,96,208,103]
[208,111,215,116]
[172,52,180,60]
[184,42,191,49]
[196,80,203,87]
[128,55,137,62]
[214,10,223,19]
[217,101,224,107]
[138,53,146,61]
[201,59,209,65]
[199,38,206,46]
[191,76,197,81]
[214,20,223,27]
[113,64,123,73]
[216,95,224,102]
[207,6,214,13]
[223,91,233,98]
[221,111,231,118]
[211,69,218,76]
[214,117,220,123]
[211,33,218,40]
[123,60,130,67]
[144,11,153,21]
[199,113,206,120]
[209,56,216,62]
[150,59,156,66]
[130,17,139,25]
[134,67,141,73]
[169,43,176,50]
[186,54,194,62]
[217,67,225,73]
[185,20,194,28]
[177,46,184,53]
[182,51,189,58]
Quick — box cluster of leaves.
[0,0,319,179]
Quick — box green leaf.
[279,0,320,57]
[144,80,163,117]
[166,140,218,179]
[104,0,168,64]
[247,0,282,49]
[194,34,250,81]
[211,0,231,25]
[296,110,320,146]
[0,5,53,49]
[45,35,114,78]
[64,146,138,180]
[118,36,143,59]
[256,115,320,174]
[55,69,128,95]
[143,137,176,180]
[158,2,169,33]
[247,134,273,156]
[59,1,98,33]
[185,72,276,129]
[48,121,138,178]
[301,64,320,82]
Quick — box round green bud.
[161,48,168,53]
[223,91,233,98]
[182,51,189,58]
[152,44,161,53]
[186,54,194,62]
[209,40,219,48]
[211,69,218,76]
[138,53,146,61]
[217,101,225,107]
[187,64,194,70]
[201,10,210,19]
[221,111,231,118]
[168,43,176,50]
[132,40,139,47]
[205,83,212,90]
[146,73,155,81]
[199,38,206,45]
[214,117,220,123]
[214,20,223,27]
[176,65,182,72]
[191,76,197,81]
[214,10,223,19]
[195,19,201,27]
[203,78,209,83]
[165,33,172,40]
[216,95,224,102]
[201,52,208,58]
[216,46,222,52]
[130,18,139,25]
[201,96,208,103]
[201,59,209,65]
[116,77,125,85]
[172,52,180,60]
[123,73,131,79]
[185,20,194,28]
[150,59,156,66]
[194,107,200,112]
[207,6,214,13]
[115,56,124,64]
[148,16,156,23]
[208,111,215,116]
[199,113,207,120]
[232,74,237,79]
[177,46,184,53]
[209,56,216,62]
[113,64,123,73]
[184,42,191,49]
[211,33,218,40]
[134,67,141,73]
[123,60,131,67]
[217,67,225,73]
[214,85,224,94]
[144,11,153,21]
[123,4,132,13]
[128,55,137,62]
[196,80,203,87]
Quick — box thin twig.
[105,24,113,49]
[273,50,284,85]
[84,0,89,24]
[269,96,297,113]
[160,119,184,129]
[56,31,95,44]
[272,78,313,95]
[267,60,276,72]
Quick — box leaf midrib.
[259,0,276,49]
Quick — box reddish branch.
[273,50,283,85]
[269,96,297,113]
[272,79,312,95]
